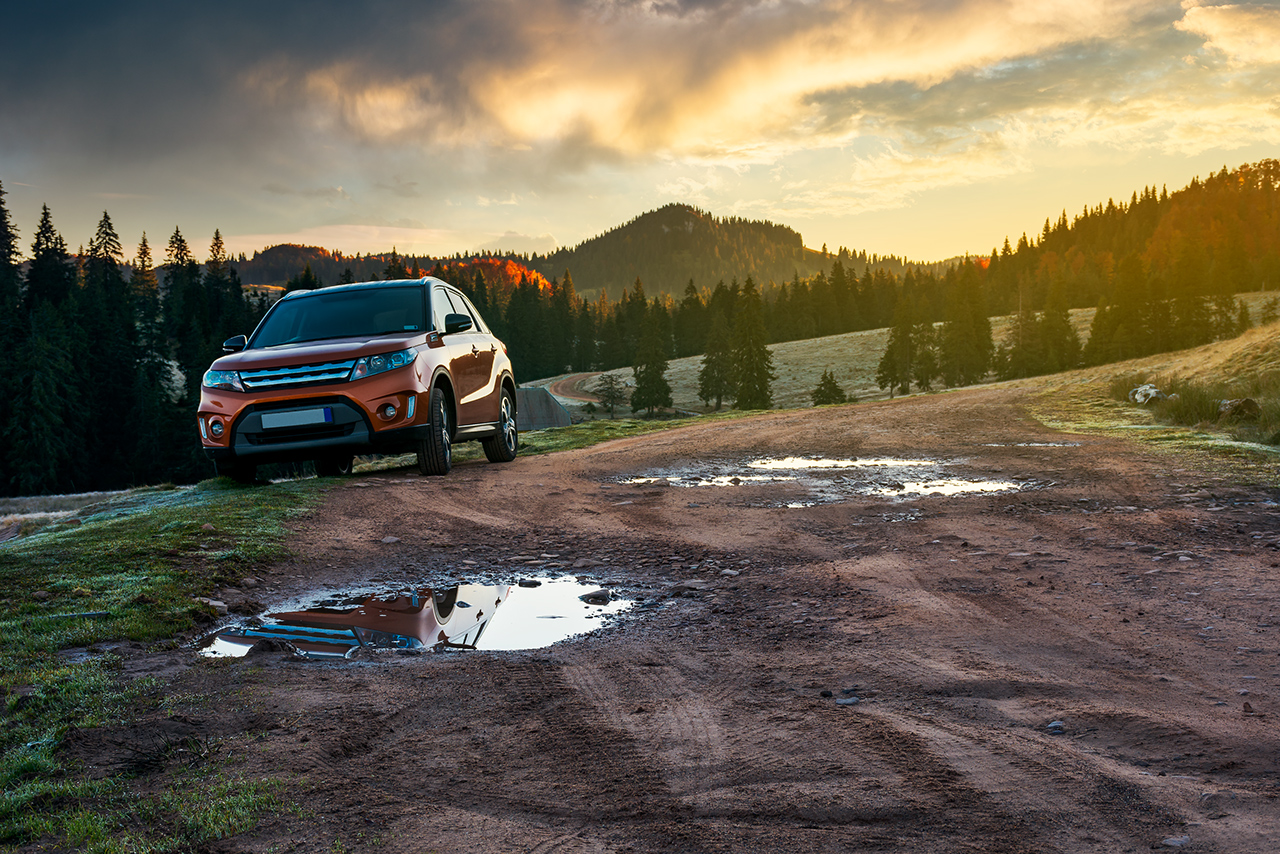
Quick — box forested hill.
[235,245,429,287]
[528,204,828,298]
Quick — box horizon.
[3,2,1277,265]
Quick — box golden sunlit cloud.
[1176,2,1280,65]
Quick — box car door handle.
[489,345,497,353]
[471,345,480,356]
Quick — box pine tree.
[24,205,76,309]
[697,310,733,410]
[938,261,992,387]
[730,278,775,409]
[0,179,19,309]
[811,369,847,406]
[630,312,673,416]
[384,248,410,280]
[876,299,915,398]
[591,372,629,419]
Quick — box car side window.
[456,293,491,335]
[431,287,448,332]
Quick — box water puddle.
[620,456,1029,507]
[202,577,633,659]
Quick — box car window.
[431,287,449,333]
[252,286,427,347]
[455,292,492,334]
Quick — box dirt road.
[89,387,1280,853]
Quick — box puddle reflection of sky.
[620,456,1025,506]
[202,577,634,659]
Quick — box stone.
[719,569,740,577]
[1160,835,1191,848]
[380,536,401,544]
[1129,384,1167,404]
[579,589,613,605]
[836,697,860,706]
[1218,398,1261,421]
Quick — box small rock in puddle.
[201,577,634,659]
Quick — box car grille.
[239,359,356,389]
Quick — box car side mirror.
[444,313,473,335]
[222,334,247,353]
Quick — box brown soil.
[73,387,1280,853]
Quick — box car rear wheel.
[315,454,354,477]
[214,459,256,484]
[482,387,518,463]
[417,387,452,476]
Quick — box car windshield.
[252,287,427,348]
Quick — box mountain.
[528,204,827,298]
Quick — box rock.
[572,558,605,569]
[32,590,50,601]
[819,690,833,698]
[241,576,261,588]
[246,638,299,657]
[1046,720,1066,734]
[380,536,401,544]
[1129,384,1167,405]
[201,523,216,531]
[1160,835,1191,848]
[195,597,229,616]
[518,579,542,588]
[719,569,740,577]
[836,697,860,706]
[1218,398,1261,421]
[579,589,613,605]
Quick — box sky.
[1,0,1278,269]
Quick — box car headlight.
[203,369,245,392]
[351,348,417,381]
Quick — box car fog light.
[209,419,225,438]
[380,404,397,420]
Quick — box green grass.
[0,478,317,850]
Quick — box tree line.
[2,158,1275,494]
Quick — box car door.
[436,287,493,426]
[453,290,501,424]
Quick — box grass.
[0,478,317,850]
[1107,371,1280,445]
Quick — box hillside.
[534,290,1279,414]
[528,204,822,298]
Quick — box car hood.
[211,334,424,371]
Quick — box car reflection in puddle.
[621,456,1027,507]
[202,577,633,659]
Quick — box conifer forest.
[0,159,1277,497]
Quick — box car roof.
[276,276,449,302]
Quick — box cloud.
[474,230,558,254]
[1176,3,1280,65]
[262,183,351,201]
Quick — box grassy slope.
[535,290,1277,413]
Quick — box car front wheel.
[315,454,354,477]
[417,387,452,476]
[214,458,256,484]
[482,387,518,463]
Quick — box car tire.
[482,387,519,463]
[214,459,256,484]
[417,387,452,476]
[315,454,354,477]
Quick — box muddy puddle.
[202,577,633,660]
[620,456,1031,507]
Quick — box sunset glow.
[2,0,1277,265]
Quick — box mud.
[64,386,1280,853]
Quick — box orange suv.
[198,277,518,482]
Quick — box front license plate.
[261,407,333,429]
